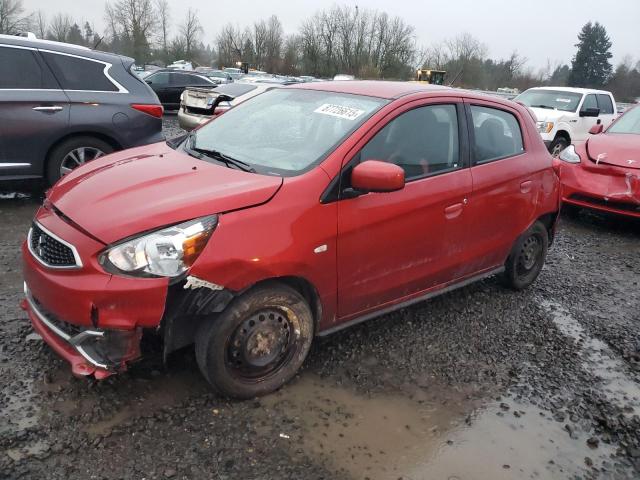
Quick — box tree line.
[1,0,638,101]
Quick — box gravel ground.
[1,117,639,479]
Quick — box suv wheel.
[195,284,314,399]
[47,137,113,185]
[549,136,569,157]
[503,221,548,290]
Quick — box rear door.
[464,99,539,272]
[0,44,69,179]
[336,98,473,320]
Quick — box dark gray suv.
[0,34,164,185]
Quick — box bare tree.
[155,0,169,57]
[47,13,73,42]
[105,0,157,62]
[0,0,31,35]
[178,8,202,61]
[216,23,245,68]
[33,10,46,38]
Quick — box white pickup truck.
[515,87,617,156]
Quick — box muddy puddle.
[261,374,615,480]
[541,299,640,416]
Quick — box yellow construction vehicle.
[416,69,446,85]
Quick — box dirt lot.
[1,116,639,480]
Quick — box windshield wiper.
[186,132,256,173]
[531,104,555,110]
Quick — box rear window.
[596,94,614,115]
[0,46,58,89]
[470,105,524,163]
[210,83,257,98]
[41,52,119,92]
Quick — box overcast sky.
[23,0,639,70]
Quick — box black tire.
[46,136,113,185]
[195,283,314,399]
[549,136,569,157]
[503,222,549,291]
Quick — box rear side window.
[470,105,524,163]
[596,94,614,114]
[41,52,118,92]
[171,73,207,86]
[360,104,461,180]
[147,72,170,85]
[0,47,58,89]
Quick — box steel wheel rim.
[60,147,105,176]
[551,142,565,158]
[225,307,300,382]
[517,235,541,275]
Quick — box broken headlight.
[100,215,218,278]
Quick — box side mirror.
[580,107,600,118]
[589,124,604,134]
[145,80,153,84]
[351,160,405,193]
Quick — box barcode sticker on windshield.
[556,98,571,103]
[314,104,365,120]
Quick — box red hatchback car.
[22,81,560,398]
[557,105,640,217]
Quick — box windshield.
[608,107,640,134]
[188,89,386,175]
[516,89,583,112]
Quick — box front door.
[575,93,601,142]
[0,45,69,178]
[336,99,472,320]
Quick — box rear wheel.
[46,136,113,185]
[195,283,314,399]
[503,222,548,290]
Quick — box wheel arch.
[553,129,571,143]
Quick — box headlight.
[559,145,581,164]
[537,121,554,134]
[100,215,218,278]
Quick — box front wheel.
[195,283,314,399]
[46,136,113,185]
[549,136,569,157]
[503,222,549,290]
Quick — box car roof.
[288,80,451,99]
[524,86,613,96]
[0,33,129,64]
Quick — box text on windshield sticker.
[556,98,571,103]
[314,104,365,120]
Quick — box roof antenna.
[448,69,463,87]
[93,36,103,50]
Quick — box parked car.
[167,60,193,71]
[222,67,245,80]
[195,68,233,84]
[144,70,217,109]
[515,87,617,156]
[556,105,640,218]
[178,83,279,131]
[0,34,163,185]
[334,74,355,81]
[22,82,560,398]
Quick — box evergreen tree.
[568,22,613,88]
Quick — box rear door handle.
[32,106,63,112]
[520,180,533,193]
[444,203,464,219]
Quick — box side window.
[470,105,524,163]
[596,94,614,115]
[41,52,118,92]
[171,73,194,85]
[360,104,460,180]
[0,47,58,89]
[581,94,598,112]
[148,72,170,85]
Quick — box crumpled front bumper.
[22,283,141,379]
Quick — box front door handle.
[32,106,63,112]
[444,203,464,219]
[520,180,533,194]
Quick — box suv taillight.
[131,104,164,118]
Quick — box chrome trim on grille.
[23,283,109,369]
[27,221,83,269]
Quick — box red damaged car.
[557,105,640,217]
[22,81,560,398]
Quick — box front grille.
[185,105,212,115]
[31,294,83,337]
[29,223,78,267]
[570,194,640,213]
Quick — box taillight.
[131,104,164,118]
[213,106,230,116]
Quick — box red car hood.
[586,134,640,170]
[48,143,283,244]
